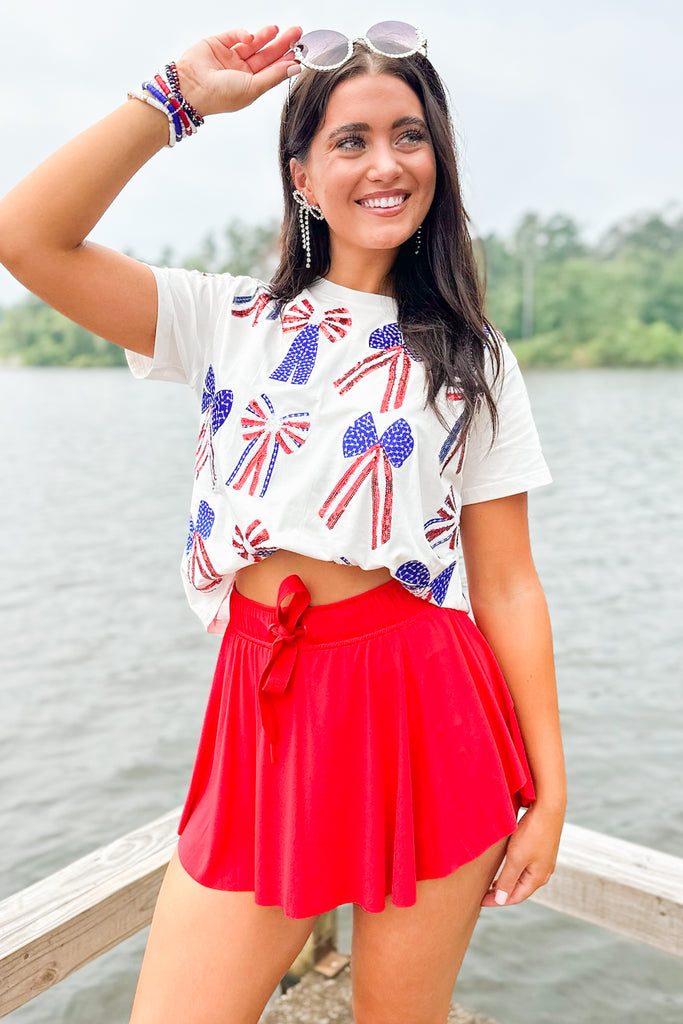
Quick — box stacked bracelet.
[127,63,204,148]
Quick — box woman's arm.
[459,490,566,906]
[0,26,300,357]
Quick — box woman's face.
[291,72,437,271]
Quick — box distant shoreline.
[2,354,682,370]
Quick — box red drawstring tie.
[257,574,311,764]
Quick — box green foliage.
[1,208,681,368]
[179,218,281,278]
[481,205,683,367]
[579,319,683,367]
[0,296,125,367]
[640,249,683,330]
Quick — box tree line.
[480,207,683,366]
[1,207,681,368]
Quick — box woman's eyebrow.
[327,122,371,140]
[393,115,428,131]
[327,115,428,141]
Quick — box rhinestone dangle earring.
[414,225,422,256]
[292,190,325,269]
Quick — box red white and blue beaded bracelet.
[128,63,204,147]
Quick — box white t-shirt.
[126,268,552,632]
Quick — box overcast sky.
[1,0,681,305]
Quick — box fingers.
[248,39,301,75]
[229,25,273,60]
[236,25,302,102]
[238,25,302,74]
[480,850,556,908]
[178,25,301,115]
[480,867,541,907]
[247,55,300,102]
[231,24,300,60]
[205,28,261,55]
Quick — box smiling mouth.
[357,194,408,210]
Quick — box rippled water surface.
[1,367,681,1023]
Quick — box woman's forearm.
[470,579,567,811]
[0,100,168,271]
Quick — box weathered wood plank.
[529,822,683,956]
[0,807,181,1017]
[2,813,682,1018]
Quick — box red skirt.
[176,574,535,919]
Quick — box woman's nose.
[366,144,402,181]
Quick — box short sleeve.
[125,265,236,388]
[460,336,552,505]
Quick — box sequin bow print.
[185,500,222,591]
[319,411,414,549]
[439,388,467,476]
[424,489,460,550]
[334,323,414,412]
[231,288,281,326]
[195,365,233,484]
[396,559,456,606]
[226,394,311,498]
[269,299,351,386]
[232,519,278,561]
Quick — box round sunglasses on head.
[293,21,427,72]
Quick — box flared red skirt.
[176,574,535,918]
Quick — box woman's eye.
[399,129,428,145]
[336,134,366,150]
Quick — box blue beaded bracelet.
[142,80,185,142]
[131,63,205,147]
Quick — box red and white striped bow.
[226,394,311,498]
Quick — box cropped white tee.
[126,268,552,632]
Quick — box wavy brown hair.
[269,47,502,449]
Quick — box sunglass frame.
[293,22,427,72]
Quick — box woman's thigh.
[128,847,316,1024]
[350,836,509,1024]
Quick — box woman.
[0,23,566,1024]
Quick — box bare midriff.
[234,549,392,607]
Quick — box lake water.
[1,366,682,1023]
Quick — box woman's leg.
[128,847,316,1024]
[350,836,509,1024]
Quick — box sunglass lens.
[366,21,420,56]
[295,29,351,68]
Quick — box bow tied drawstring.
[257,575,311,764]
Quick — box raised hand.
[175,25,302,117]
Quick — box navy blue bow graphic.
[396,559,457,606]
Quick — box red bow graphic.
[334,323,411,412]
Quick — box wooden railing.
[1,811,682,1018]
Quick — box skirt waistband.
[230,574,441,765]
[229,574,436,648]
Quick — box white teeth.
[360,195,407,209]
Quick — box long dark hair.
[269,47,502,448]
